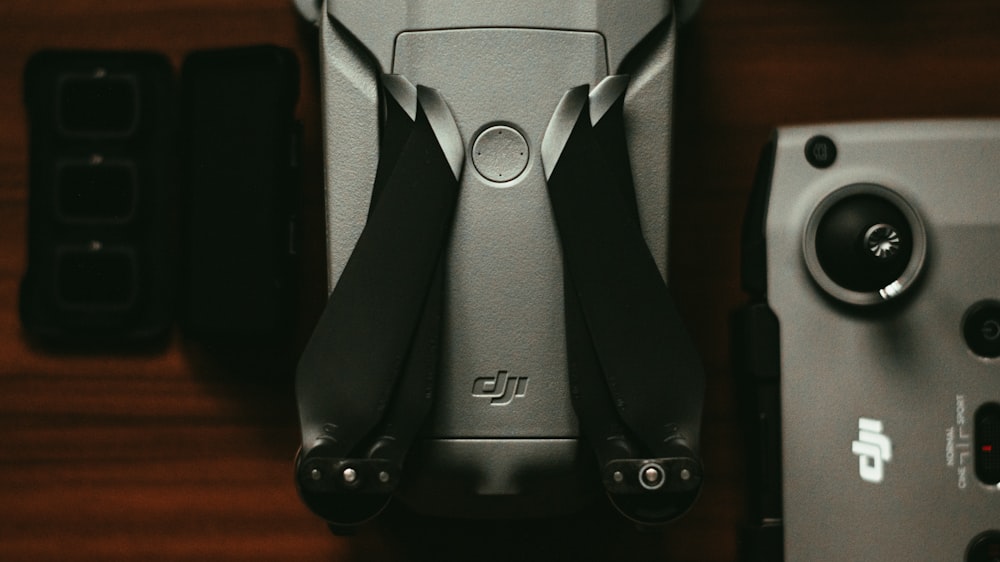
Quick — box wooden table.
[2,1,998,560]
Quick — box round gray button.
[471,125,529,183]
[963,301,1000,358]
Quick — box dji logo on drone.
[471,370,528,406]
[852,417,893,484]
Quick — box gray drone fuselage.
[312,0,679,515]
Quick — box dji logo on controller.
[471,370,528,406]
[852,417,893,484]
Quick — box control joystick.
[804,184,926,305]
[815,194,912,291]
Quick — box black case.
[179,45,300,345]
[21,51,175,343]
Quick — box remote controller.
[739,120,1000,561]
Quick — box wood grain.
[2,0,999,560]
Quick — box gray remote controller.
[740,120,1000,561]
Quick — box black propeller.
[295,76,463,528]
[541,77,705,524]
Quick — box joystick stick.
[804,183,926,305]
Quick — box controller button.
[967,530,1000,562]
[804,135,837,169]
[963,301,1000,359]
[975,403,1000,485]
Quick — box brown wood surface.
[2,1,999,560]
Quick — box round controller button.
[963,301,1000,359]
[967,531,1000,562]
[805,135,837,169]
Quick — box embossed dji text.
[471,370,528,406]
